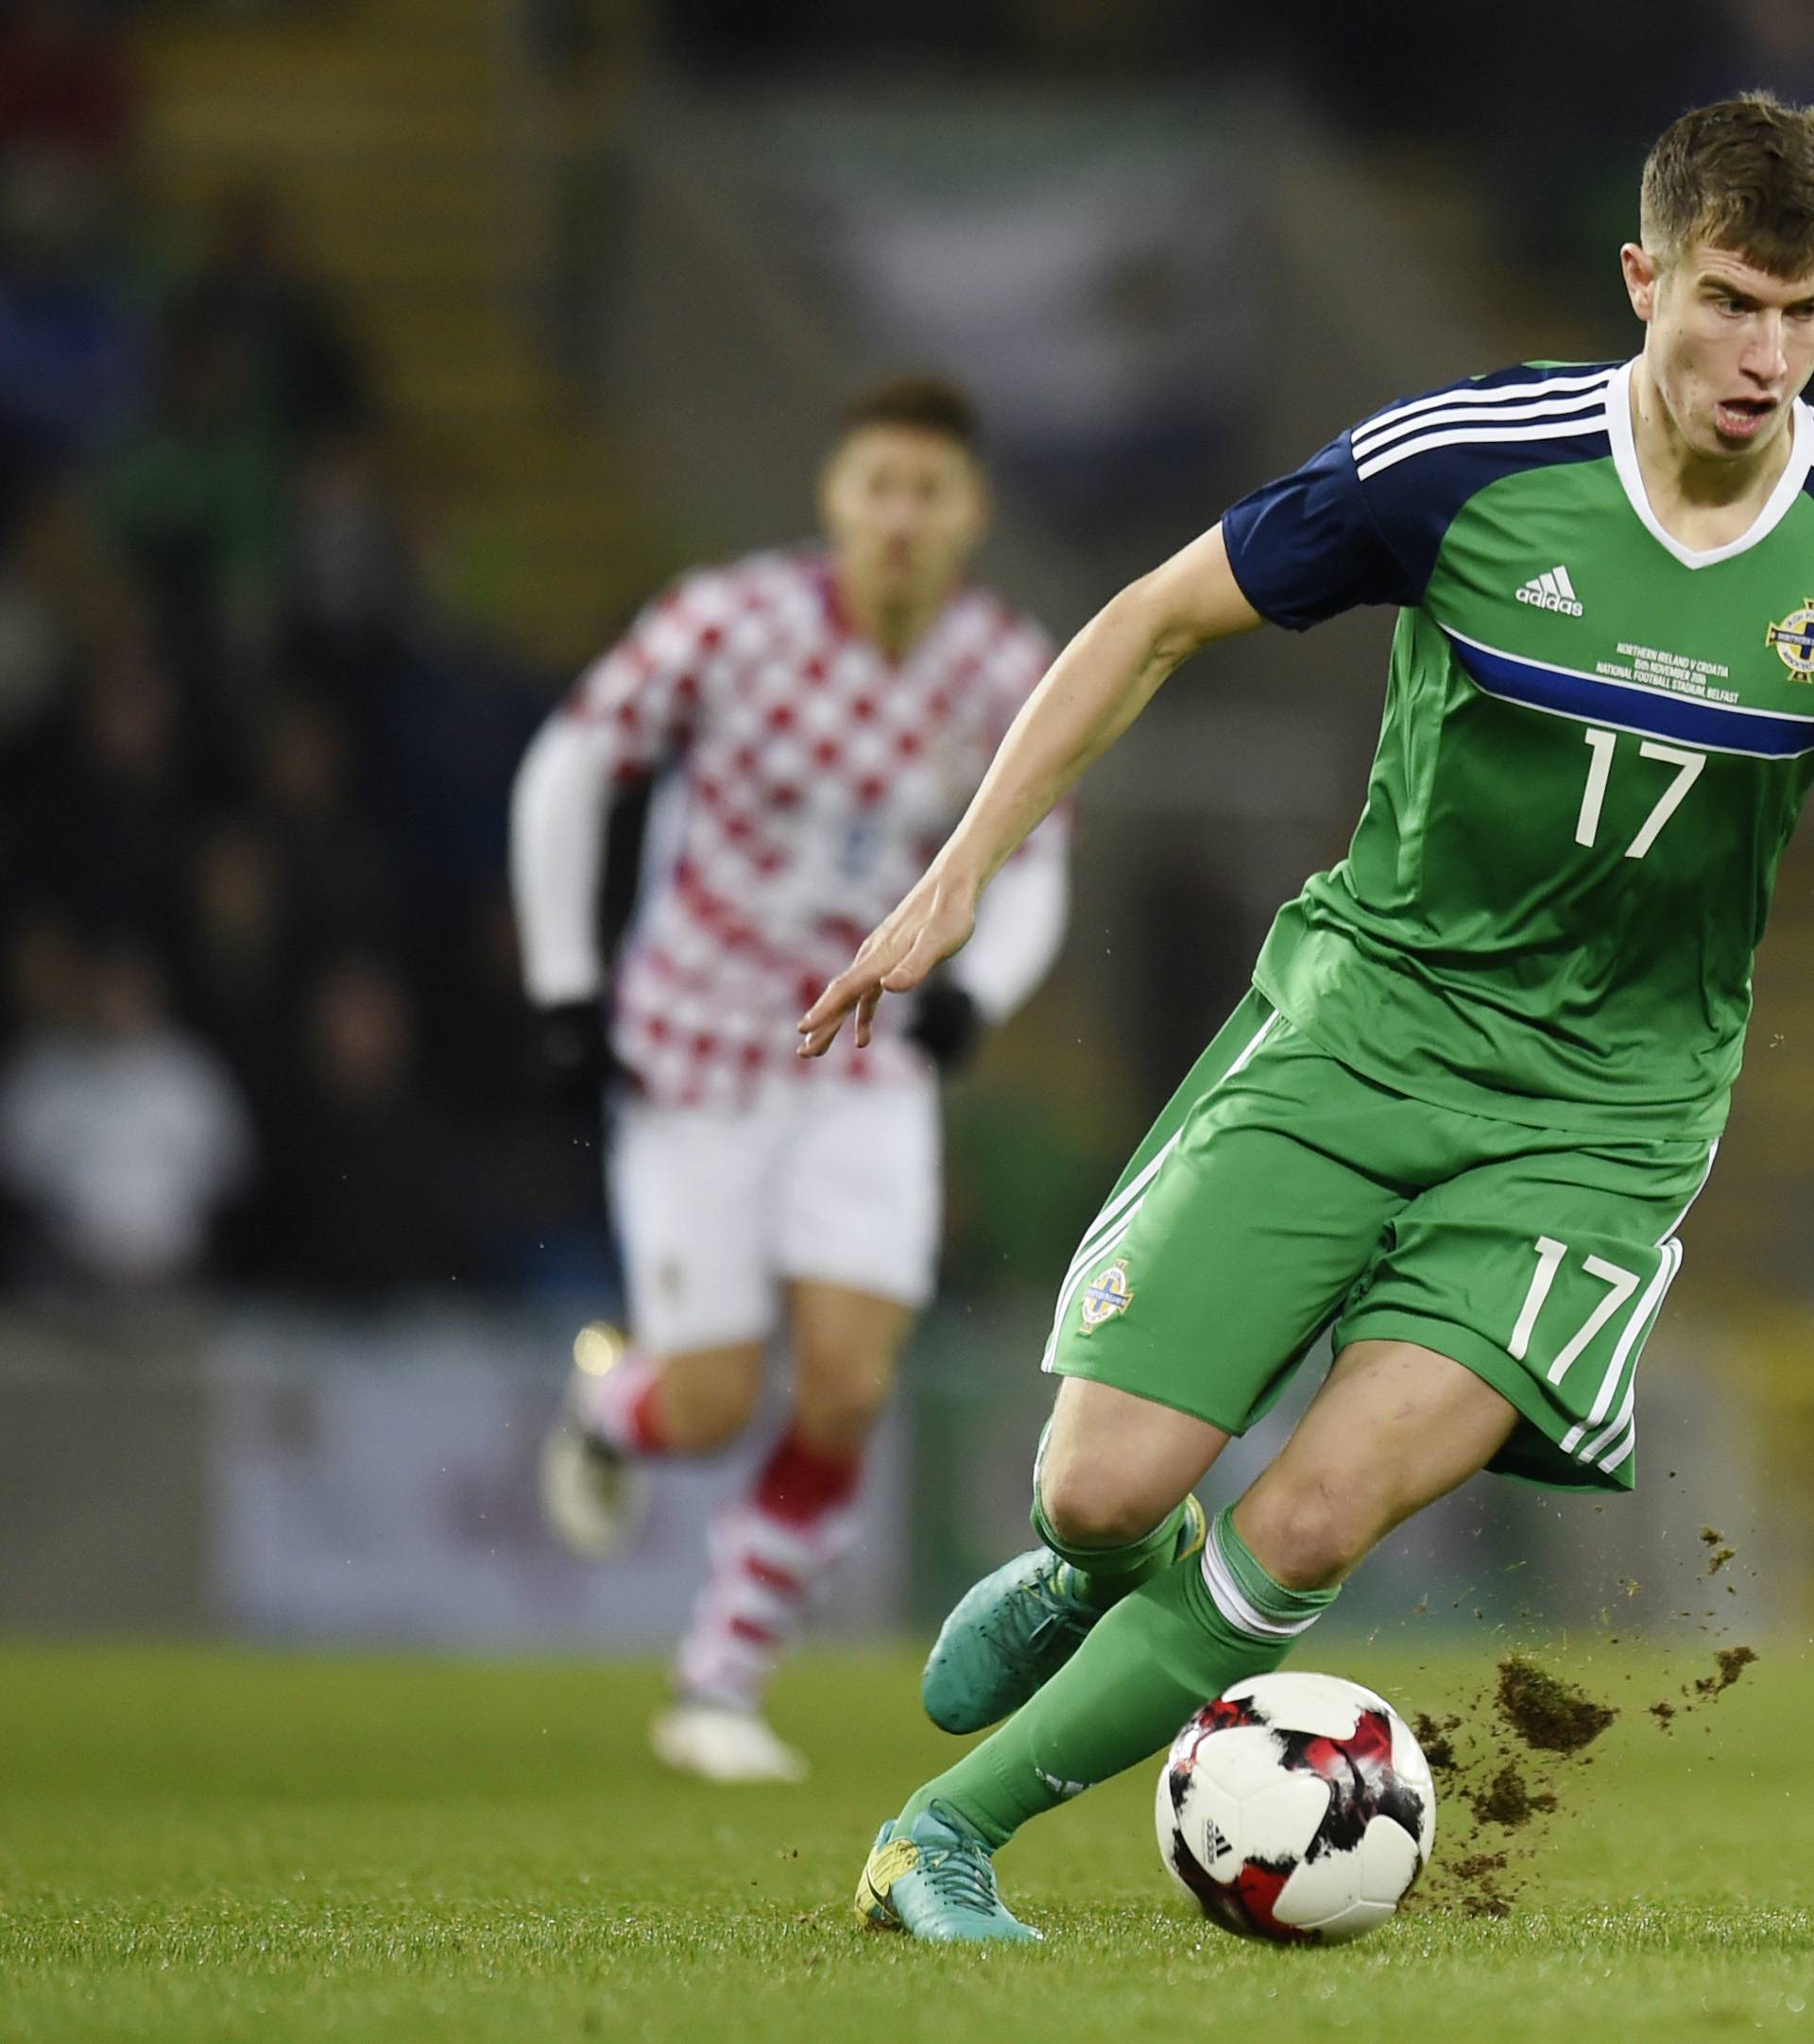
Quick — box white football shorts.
[608,1073,942,1354]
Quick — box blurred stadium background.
[2,0,1811,1668]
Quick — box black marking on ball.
[1271,1710,1426,1863]
[1168,1830,1221,1910]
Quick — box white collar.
[1606,356,1813,569]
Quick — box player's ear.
[1621,242,1661,323]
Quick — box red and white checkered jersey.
[511,548,1070,1108]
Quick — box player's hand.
[529,996,618,1114]
[796,865,979,1057]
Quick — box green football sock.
[899,1507,1339,1848]
[1030,1492,1191,1610]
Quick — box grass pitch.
[1,1636,1810,2043]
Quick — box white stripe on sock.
[1199,1527,1325,1643]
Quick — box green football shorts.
[1045,989,1717,1492]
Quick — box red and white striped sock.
[674,1431,864,1712]
[573,1350,669,1456]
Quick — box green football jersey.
[1220,357,1814,1140]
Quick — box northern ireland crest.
[1079,1259,1135,1331]
[1767,600,1814,678]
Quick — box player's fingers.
[798,918,918,1038]
[853,983,884,1049]
[880,911,970,994]
[880,935,940,994]
[797,950,894,1056]
[795,1013,840,1058]
[798,962,875,1040]
[799,921,897,1023]
[796,983,862,1057]
[797,889,946,1053]
[796,990,844,1041]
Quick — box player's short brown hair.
[1641,93,1814,276]
[837,374,983,456]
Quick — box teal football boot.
[853,1801,1039,1943]
[922,1493,1206,1734]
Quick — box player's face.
[1625,238,1814,462]
[819,425,989,611]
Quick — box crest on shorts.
[1767,600,1814,677]
[1079,1259,1134,1332]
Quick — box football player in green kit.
[794,93,1814,1941]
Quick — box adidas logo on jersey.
[1515,566,1583,616]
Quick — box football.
[1155,1671,1436,1944]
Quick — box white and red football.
[1155,1672,1436,1944]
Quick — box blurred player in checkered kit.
[509,378,1070,1781]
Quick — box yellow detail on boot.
[853,1837,921,1929]
[1177,1493,1208,1564]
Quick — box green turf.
[1,1636,1809,2042]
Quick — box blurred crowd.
[0,1,598,1303]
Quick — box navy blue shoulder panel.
[1221,361,1620,632]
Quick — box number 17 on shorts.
[1504,1230,1684,1478]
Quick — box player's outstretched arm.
[797,522,1263,1056]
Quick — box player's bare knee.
[1235,1482,1360,1592]
[1037,1456,1160,1550]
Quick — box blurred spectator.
[0,145,146,457]
[174,186,370,448]
[0,931,254,1289]
[0,555,67,744]
[248,956,477,1300]
[0,3,137,172]
[98,306,285,710]
[286,429,415,671]
[176,817,295,1117]
[258,692,401,954]
[0,490,79,749]
[0,468,145,672]
[0,0,143,459]
[11,647,190,946]
[0,907,85,1046]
